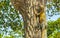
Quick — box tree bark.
[11,0,47,38]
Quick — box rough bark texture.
[11,0,47,38]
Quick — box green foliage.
[0,0,24,31]
[48,29,58,38]
[48,30,60,38]
[0,0,24,38]
[0,34,2,38]
[54,32,60,38]
[48,18,60,38]
[4,36,14,38]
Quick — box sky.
[47,15,60,21]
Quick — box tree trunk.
[11,0,47,38]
